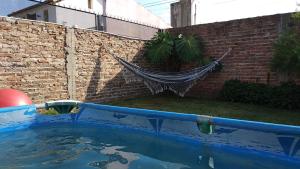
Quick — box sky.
[136,0,174,24]
[0,0,36,16]
[195,0,299,24]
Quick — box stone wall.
[1,13,300,103]
[168,13,300,97]
[74,28,149,102]
[0,17,68,103]
[0,17,149,103]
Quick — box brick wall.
[74,29,149,102]
[1,13,300,103]
[0,17,68,103]
[168,13,300,97]
[0,17,149,103]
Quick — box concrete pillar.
[65,27,77,100]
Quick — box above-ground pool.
[0,101,299,169]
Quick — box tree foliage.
[175,34,204,63]
[144,32,174,64]
[271,15,300,77]
[145,32,204,71]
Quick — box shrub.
[220,80,247,102]
[271,82,300,109]
[220,80,300,110]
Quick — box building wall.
[11,5,56,22]
[10,6,159,40]
[105,0,170,29]
[105,17,159,40]
[56,0,170,28]
[55,6,97,29]
[0,16,149,104]
[170,2,181,28]
[171,0,191,28]
[9,0,163,39]
[171,0,298,27]
[168,13,300,97]
[57,0,104,14]
[191,0,200,25]
[54,7,159,39]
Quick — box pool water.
[0,123,299,169]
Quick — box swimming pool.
[0,101,299,169]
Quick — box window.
[27,13,37,20]
[44,10,49,22]
[88,0,93,9]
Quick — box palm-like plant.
[175,35,203,63]
[145,32,204,71]
[145,32,174,64]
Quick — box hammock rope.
[101,43,232,96]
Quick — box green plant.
[220,80,300,110]
[291,12,300,22]
[220,80,247,102]
[220,80,271,105]
[175,35,204,63]
[271,82,300,109]
[271,30,300,77]
[145,32,204,71]
[271,13,300,78]
[41,108,59,115]
[39,107,79,115]
[109,95,300,125]
[145,32,174,65]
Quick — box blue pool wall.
[0,103,299,161]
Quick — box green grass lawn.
[108,95,300,126]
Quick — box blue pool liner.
[0,104,36,114]
[80,103,200,122]
[0,101,299,161]
[212,117,300,135]
[81,103,300,135]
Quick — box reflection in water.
[0,124,299,169]
[198,155,214,169]
[0,124,198,169]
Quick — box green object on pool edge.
[50,105,77,114]
[197,121,214,134]
[45,102,78,114]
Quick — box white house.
[55,0,170,28]
[171,0,299,27]
[9,0,170,39]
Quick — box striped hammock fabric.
[105,46,231,96]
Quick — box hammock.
[103,45,232,96]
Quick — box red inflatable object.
[0,89,32,108]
